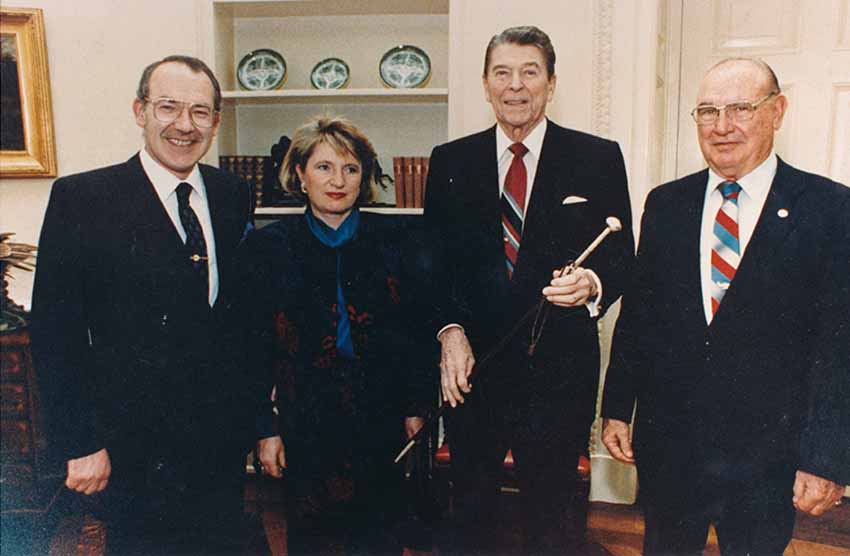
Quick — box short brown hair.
[137,55,222,111]
[483,26,556,78]
[279,115,379,205]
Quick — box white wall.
[0,0,202,308]
[0,0,662,306]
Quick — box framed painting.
[0,7,56,178]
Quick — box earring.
[300,184,307,194]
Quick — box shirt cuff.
[585,269,602,317]
[436,323,465,341]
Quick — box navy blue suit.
[425,120,635,554]
[30,154,255,550]
[602,159,850,555]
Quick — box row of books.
[392,156,430,208]
[218,156,270,207]
[220,155,432,208]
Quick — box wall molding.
[592,0,614,137]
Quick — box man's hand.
[542,267,597,307]
[257,436,286,479]
[793,470,844,516]
[405,416,425,439]
[439,327,476,408]
[66,448,111,495]
[602,418,635,463]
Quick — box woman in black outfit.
[240,115,431,555]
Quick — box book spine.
[404,157,414,208]
[393,156,404,208]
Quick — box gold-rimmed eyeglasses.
[690,91,779,125]
[144,97,219,129]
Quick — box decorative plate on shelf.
[310,58,351,90]
[379,45,431,89]
[236,49,287,91]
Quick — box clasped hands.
[601,418,845,516]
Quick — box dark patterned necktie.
[176,182,209,295]
[501,142,529,279]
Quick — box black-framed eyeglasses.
[144,97,219,129]
[690,91,779,125]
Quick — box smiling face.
[133,62,219,180]
[296,142,363,229]
[696,60,786,180]
[483,43,556,142]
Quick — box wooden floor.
[50,478,850,555]
[584,501,850,556]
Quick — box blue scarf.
[304,207,360,359]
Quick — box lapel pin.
[777,208,789,218]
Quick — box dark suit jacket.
[30,154,254,469]
[602,158,850,498]
[424,120,635,422]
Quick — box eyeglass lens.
[153,99,215,128]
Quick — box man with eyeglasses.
[31,55,259,553]
[601,57,849,555]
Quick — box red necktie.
[501,142,529,279]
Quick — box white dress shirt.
[139,147,219,306]
[700,152,776,324]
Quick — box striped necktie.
[501,142,529,279]
[710,181,742,315]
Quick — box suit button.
[161,314,168,326]
[504,236,509,243]
[704,340,710,346]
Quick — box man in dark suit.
[425,26,635,555]
[30,55,256,553]
[602,58,849,556]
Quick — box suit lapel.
[477,126,502,218]
[712,158,805,324]
[200,164,225,251]
[122,155,186,253]
[521,122,569,247]
[674,170,711,329]
[472,127,509,285]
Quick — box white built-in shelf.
[255,206,423,216]
[222,88,449,104]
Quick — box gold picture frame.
[1,7,56,178]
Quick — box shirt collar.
[139,147,206,202]
[496,117,547,161]
[706,150,777,200]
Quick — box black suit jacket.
[602,159,850,495]
[31,154,254,468]
[424,120,634,419]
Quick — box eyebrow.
[313,158,360,166]
[152,96,214,108]
[491,61,542,72]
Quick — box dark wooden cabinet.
[1,327,62,554]
[1,327,40,496]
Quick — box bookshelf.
[200,0,449,208]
